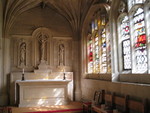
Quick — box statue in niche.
[58,43,65,66]
[20,42,26,66]
[38,32,48,61]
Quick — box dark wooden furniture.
[91,90,148,113]
[92,92,113,113]
[127,99,148,113]
[92,105,113,113]
[113,95,128,113]
[83,90,104,113]
[83,101,92,113]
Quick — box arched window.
[133,7,147,73]
[121,16,132,70]
[87,10,111,74]
[128,0,146,11]
[118,0,147,74]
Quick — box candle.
[63,68,65,73]
[23,68,24,74]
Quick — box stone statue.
[20,42,26,66]
[59,43,65,66]
[38,32,48,61]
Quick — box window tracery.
[87,10,111,74]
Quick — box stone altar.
[16,79,71,107]
[10,72,73,106]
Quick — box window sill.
[119,74,150,84]
[83,73,150,85]
[86,73,111,81]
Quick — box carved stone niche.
[53,37,72,72]
[32,27,52,73]
[11,35,33,71]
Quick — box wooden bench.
[92,92,113,113]
[91,90,148,113]
[127,99,148,113]
[83,90,104,113]
[113,94,128,113]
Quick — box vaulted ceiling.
[3,0,110,39]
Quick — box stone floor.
[1,102,83,113]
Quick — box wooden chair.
[91,91,114,113]
[113,95,128,113]
[83,90,104,113]
[104,92,114,110]
[127,99,148,113]
[93,90,105,105]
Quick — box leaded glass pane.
[94,33,100,73]
[133,8,147,72]
[87,12,110,74]
[92,21,95,33]
[101,28,107,73]
[106,24,111,73]
[128,0,145,11]
[121,16,132,70]
[88,35,93,73]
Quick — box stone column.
[0,1,9,106]
[0,37,10,106]
[72,41,82,101]
[109,0,120,82]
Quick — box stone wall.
[5,5,82,105]
[81,78,150,105]
[0,0,3,105]
[9,5,74,72]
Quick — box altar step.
[0,102,83,113]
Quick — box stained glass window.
[121,16,132,70]
[92,21,95,33]
[88,34,93,73]
[106,24,111,73]
[100,28,107,73]
[133,8,147,72]
[94,33,100,73]
[87,13,111,74]
[128,0,146,11]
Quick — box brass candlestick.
[22,73,25,81]
[63,72,66,80]
[22,68,25,81]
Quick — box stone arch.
[82,3,110,36]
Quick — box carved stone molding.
[118,1,126,13]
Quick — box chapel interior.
[0,0,150,113]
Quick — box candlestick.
[22,68,25,81]
[63,72,66,80]
[22,73,25,81]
